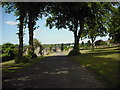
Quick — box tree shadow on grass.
[83,50,120,56]
[71,51,119,88]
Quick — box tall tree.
[108,4,120,43]
[83,18,107,50]
[46,3,91,55]
[27,3,47,57]
[33,38,41,49]
[2,2,27,57]
[46,2,110,55]
[16,3,27,57]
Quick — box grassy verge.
[2,53,56,79]
[71,47,120,88]
[2,56,44,79]
[2,52,56,71]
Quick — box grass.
[2,52,56,79]
[71,46,120,88]
[2,56,44,79]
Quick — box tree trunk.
[69,19,84,56]
[28,14,34,54]
[77,20,84,50]
[91,37,96,50]
[91,37,95,50]
[73,33,79,51]
[73,19,79,51]
[18,11,24,57]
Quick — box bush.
[2,43,17,62]
[2,53,11,62]
[68,49,81,56]
[14,56,31,63]
[2,52,16,62]
[27,50,37,59]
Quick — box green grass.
[2,53,55,72]
[2,53,56,78]
[2,56,44,79]
[71,47,120,88]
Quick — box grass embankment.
[71,47,120,88]
[1,57,43,79]
[2,53,55,79]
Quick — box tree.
[16,3,27,57]
[46,2,111,55]
[61,43,64,51]
[46,3,92,55]
[33,38,41,49]
[83,2,114,50]
[86,40,91,46]
[84,20,107,50]
[49,44,53,53]
[108,4,120,43]
[3,2,47,58]
[2,2,27,57]
[81,41,84,46]
[27,3,47,57]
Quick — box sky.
[1,7,109,45]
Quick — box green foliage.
[49,44,53,52]
[61,43,64,51]
[86,40,91,46]
[33,38,41,49]
[68,49,81,56]
[2,43,17,62]
[45,2,116,51]
[64,45,70,52]
[14,56,30,63]
[2,53,10,61]
[27,49,37,59]
[108,5,120,43]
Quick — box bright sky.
[1,7,109,45]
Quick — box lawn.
[71,46,120,88]
[2,52,56,79]
[1,56,44,79]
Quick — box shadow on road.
[2,54,105,88]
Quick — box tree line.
[2,2,120,58]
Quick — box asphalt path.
[2,52,105,88]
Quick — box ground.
[2,52,105,88]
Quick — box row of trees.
[2,2,120,57]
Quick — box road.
[2,52,105,88]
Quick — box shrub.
[2,53,11,62]
[2,43,17,62]
[14,55,30,63]
[27,50,37,59]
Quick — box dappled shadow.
[81,50,120,56]
[2,55,105,88]
[73,55,119,88]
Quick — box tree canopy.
[2,2,120,56]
